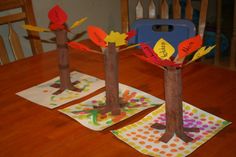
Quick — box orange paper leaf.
[178,35,203,59]
[87,26,107,47]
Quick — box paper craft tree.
[22,5,87,95]
[68,26,137,115]
[136,36,215,143]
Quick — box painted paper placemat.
[59,84,164,131]
[17,71,104,109]
[112,103,231,157]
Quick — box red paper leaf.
[139,43,182,67]
[67,42,91,51]
[48,5,68,25]
[140,43,155,57]
[178,35,203,59]
[126,29,136,41]
[87,26,107,47]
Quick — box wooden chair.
[0,0,43,65]
[120,0,236,70]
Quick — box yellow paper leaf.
[104,31,127,47]
[153,38,175,60]
[190,45,216,62]
[22,25,50,32]
[70,17,88,30]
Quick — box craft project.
[112,102,231,157]
[17,71,104,109]
[22,5,88,95]
[68,26,141,116]
[59,84,164,131]
[136,21,216,143]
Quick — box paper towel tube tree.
[67,26,138,115]
[22,5,87,95]
[136,36,215,143]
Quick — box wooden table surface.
[0,40,236,157]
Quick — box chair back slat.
[173,0,181,19]
[198,0,209,38]
[149,0,156,19]
[136,0,144,19]
[0,35,10,64]
[121,0,129,32]
[0,0,43,64]
[160,0,169,19]
[0,13,26,25]
[185,0,193,20]
[0,0,23,11]
[8,23,24,60]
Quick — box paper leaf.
[140,43,155,57]
[104,31,127,47]
[153,38,175,60]
[190,45,216,62]
[87,26,107,47]
[140,43,181,67]
[67,41,91,51]
[126,29,136,41]
[22,25,50,32]
[48,5,68,25]
[178,35,202,59]
[70,17,88,30]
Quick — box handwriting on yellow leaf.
[104,31,127,47]
[22,25,50,32]
[153,38,175,60]
[70,17,88,30]
[190,45,216,63]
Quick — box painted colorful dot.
[112,102,231,157]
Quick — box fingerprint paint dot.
[185,106,191,110]
[137,129,143,132]
[145,145,152,149]
[131,132,136,134]
[144,125,149,129]
[200,114,206,118]
[148,127,154,131]
[144,131,150,134]
[211,126,217,130]
[160,151,166,154]
[126,134,131,136]
[153,148,159,152]
[208,121,214,124]
[192,109,198,113]
[139,141,145,145]
[141,136,147,139]
[132,137,138,140]
[196,121,202,125]
[208,116,215,121]
[161,144,169,149]
[170,143,177,147]
[166,153,173,156]
[178,147,185,150]
[174,138,180,142]
[153,131,159,134]
[171,149,178,152]
[148,138,154,142]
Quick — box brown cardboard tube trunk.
[152,67,199,143]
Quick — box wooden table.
[0,40,236,157]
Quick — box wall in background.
[0,0,121,62]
